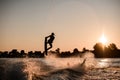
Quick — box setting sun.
[99,34,107,45]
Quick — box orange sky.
[0,0,120,52]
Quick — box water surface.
[0,58,120,80]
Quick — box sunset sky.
[0,0,120,52]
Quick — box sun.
[99,34,107,45]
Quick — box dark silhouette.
[28,51,44,58]
[0,42,120,58]
[44,33,55,55]
[55,48,60,54]
[20,50,26,58]
[46,33,55,50]
[56,48,81,58]
[93,42,120,58]
[81,47,89,53]
[9,49,19,58]
[73,48,79,54]
[0,51,9,58]
[0,49,45,58]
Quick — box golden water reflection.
[97,59,111,68]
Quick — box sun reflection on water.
[97,59,111,68]
[101,59,109,62]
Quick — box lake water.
[0,58,120,80]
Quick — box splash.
[23,59,54,80]
[32,58,87,80]
[1,54,118,80]
[44,52,57,58]
[22,57,89,80]
[81,52,95,58]
[17,58,52,80]
[81,52,97,69]
[23,59,38,80]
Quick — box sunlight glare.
[99,34,107,45]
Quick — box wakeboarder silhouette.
[44,33,55,55]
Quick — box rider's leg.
[47,43,52,50]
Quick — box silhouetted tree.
[108,43,118,50]
[81,47,89,53]
[1,51,9,58]
[55,48,60,53]
[0,51,2,58]
[73,48,79,53]
[71,48,80,57]
[93,43,106,58]
[93,43,120,58]
[34,51,44,58]
[57,51,71,58]
[9,49,19,58]
[28,51,33,58]
[107,43,119,58]
[20,50,26,58]
[28,51,44,58]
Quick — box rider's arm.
[46,35,51,38]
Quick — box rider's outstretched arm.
[45,35,50,38]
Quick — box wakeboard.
[44,37,48,55]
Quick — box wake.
[0,52,98,80]
[33,59,86,80]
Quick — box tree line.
[0,43,120,58]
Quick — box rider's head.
[51,32,55,36]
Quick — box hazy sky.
[0,0,120,52]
